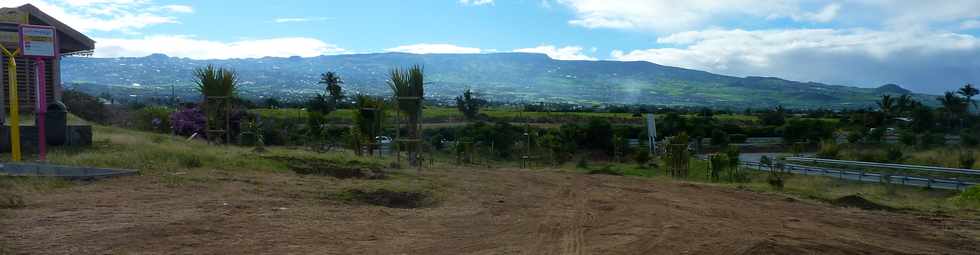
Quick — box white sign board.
[645,113,657,153]
[20,25,56,58]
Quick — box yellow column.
[2,46,20,161]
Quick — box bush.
[134,106,173,133]
[816,140,840,159]
[170,105,207,137]
[886,147,905,163]
[959,151,976,169]
[633,150,651,167]
[62,90,109,124]
[710,129,730,146]
[919,132,946,149]
[847,130,865,144]
[0,192,25,209]
[866,128,885,144]
[961,130,979,147]
[953,185,980,206]
[576,157,590,169]
[899,130,916,146]
[729,134,748,144]
[179,154,203,168]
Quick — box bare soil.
[2,167,979,254]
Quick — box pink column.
[35,58,46,161]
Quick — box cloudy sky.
[2,0,979,94]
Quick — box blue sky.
[4,0,980,94]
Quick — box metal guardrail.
[785,157,980,176]
[740,161,976,190]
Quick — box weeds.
[0,192,25,209]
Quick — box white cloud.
[789,3,839,22]
[459,0,493,6]
[0,0,191,32]
[557,1,980,32]
[611,28,980,93]
[93,35,348,59]
[385,43,482,54]
[513,45,596,60]
[962,20,980,30]
[274,17,331,23]
[557,0,835,31]
[159,5,193,14]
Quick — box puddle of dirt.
[831,195,896,211]
[348,189,432,209]
[266,156,385,179]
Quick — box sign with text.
[20,25,56,58]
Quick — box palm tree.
[194,64,238,98]
[895,94,915,116]
[388,65,425,166]
[876,95,895,117]
[194,64,238,143]
[319,71,344,102]
[937,92,968,128]
[959,83,979,110]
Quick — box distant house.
[0,4,95,113]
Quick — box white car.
[375,136,392,144]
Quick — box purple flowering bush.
[170,105,207,137]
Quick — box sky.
[2,0,979,94]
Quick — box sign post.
[20,25,56,161]
[645,113,657,155]
[1,46,19,161]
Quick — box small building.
[0,4,94,152]
[0,4,95,113]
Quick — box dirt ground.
[2,167,979,254]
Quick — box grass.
[563,157,980,217]
[0,124,447,211]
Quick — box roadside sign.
[19,25,56,58]
[645,113,657,153]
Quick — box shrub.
[886,146,905,163]
[919,132,946,149]
[866,128,885,144]
[959,150,976,169]
[633,150,651,167]
[134,106,173,133]
[0,192,25,209]
[62,90,109,124]
[729,134,748,144]
[816,140,840,159]
[961,130,979,147]
[170,105,207,137]
[708,154,727,181]
[899,130,916,146]
[710,129,730,146]
[847,130,865,144]
[179,154,203,169]
[576,157,590,169]
[953,185,980,206]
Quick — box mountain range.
[60,52,930,109]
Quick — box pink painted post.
[35,58,46,161]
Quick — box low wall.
[0,125,92,153]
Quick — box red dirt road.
[2,167,978,254]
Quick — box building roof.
[15,4,95,55]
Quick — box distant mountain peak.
[875,84,911,94]
[145,53,170,59]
